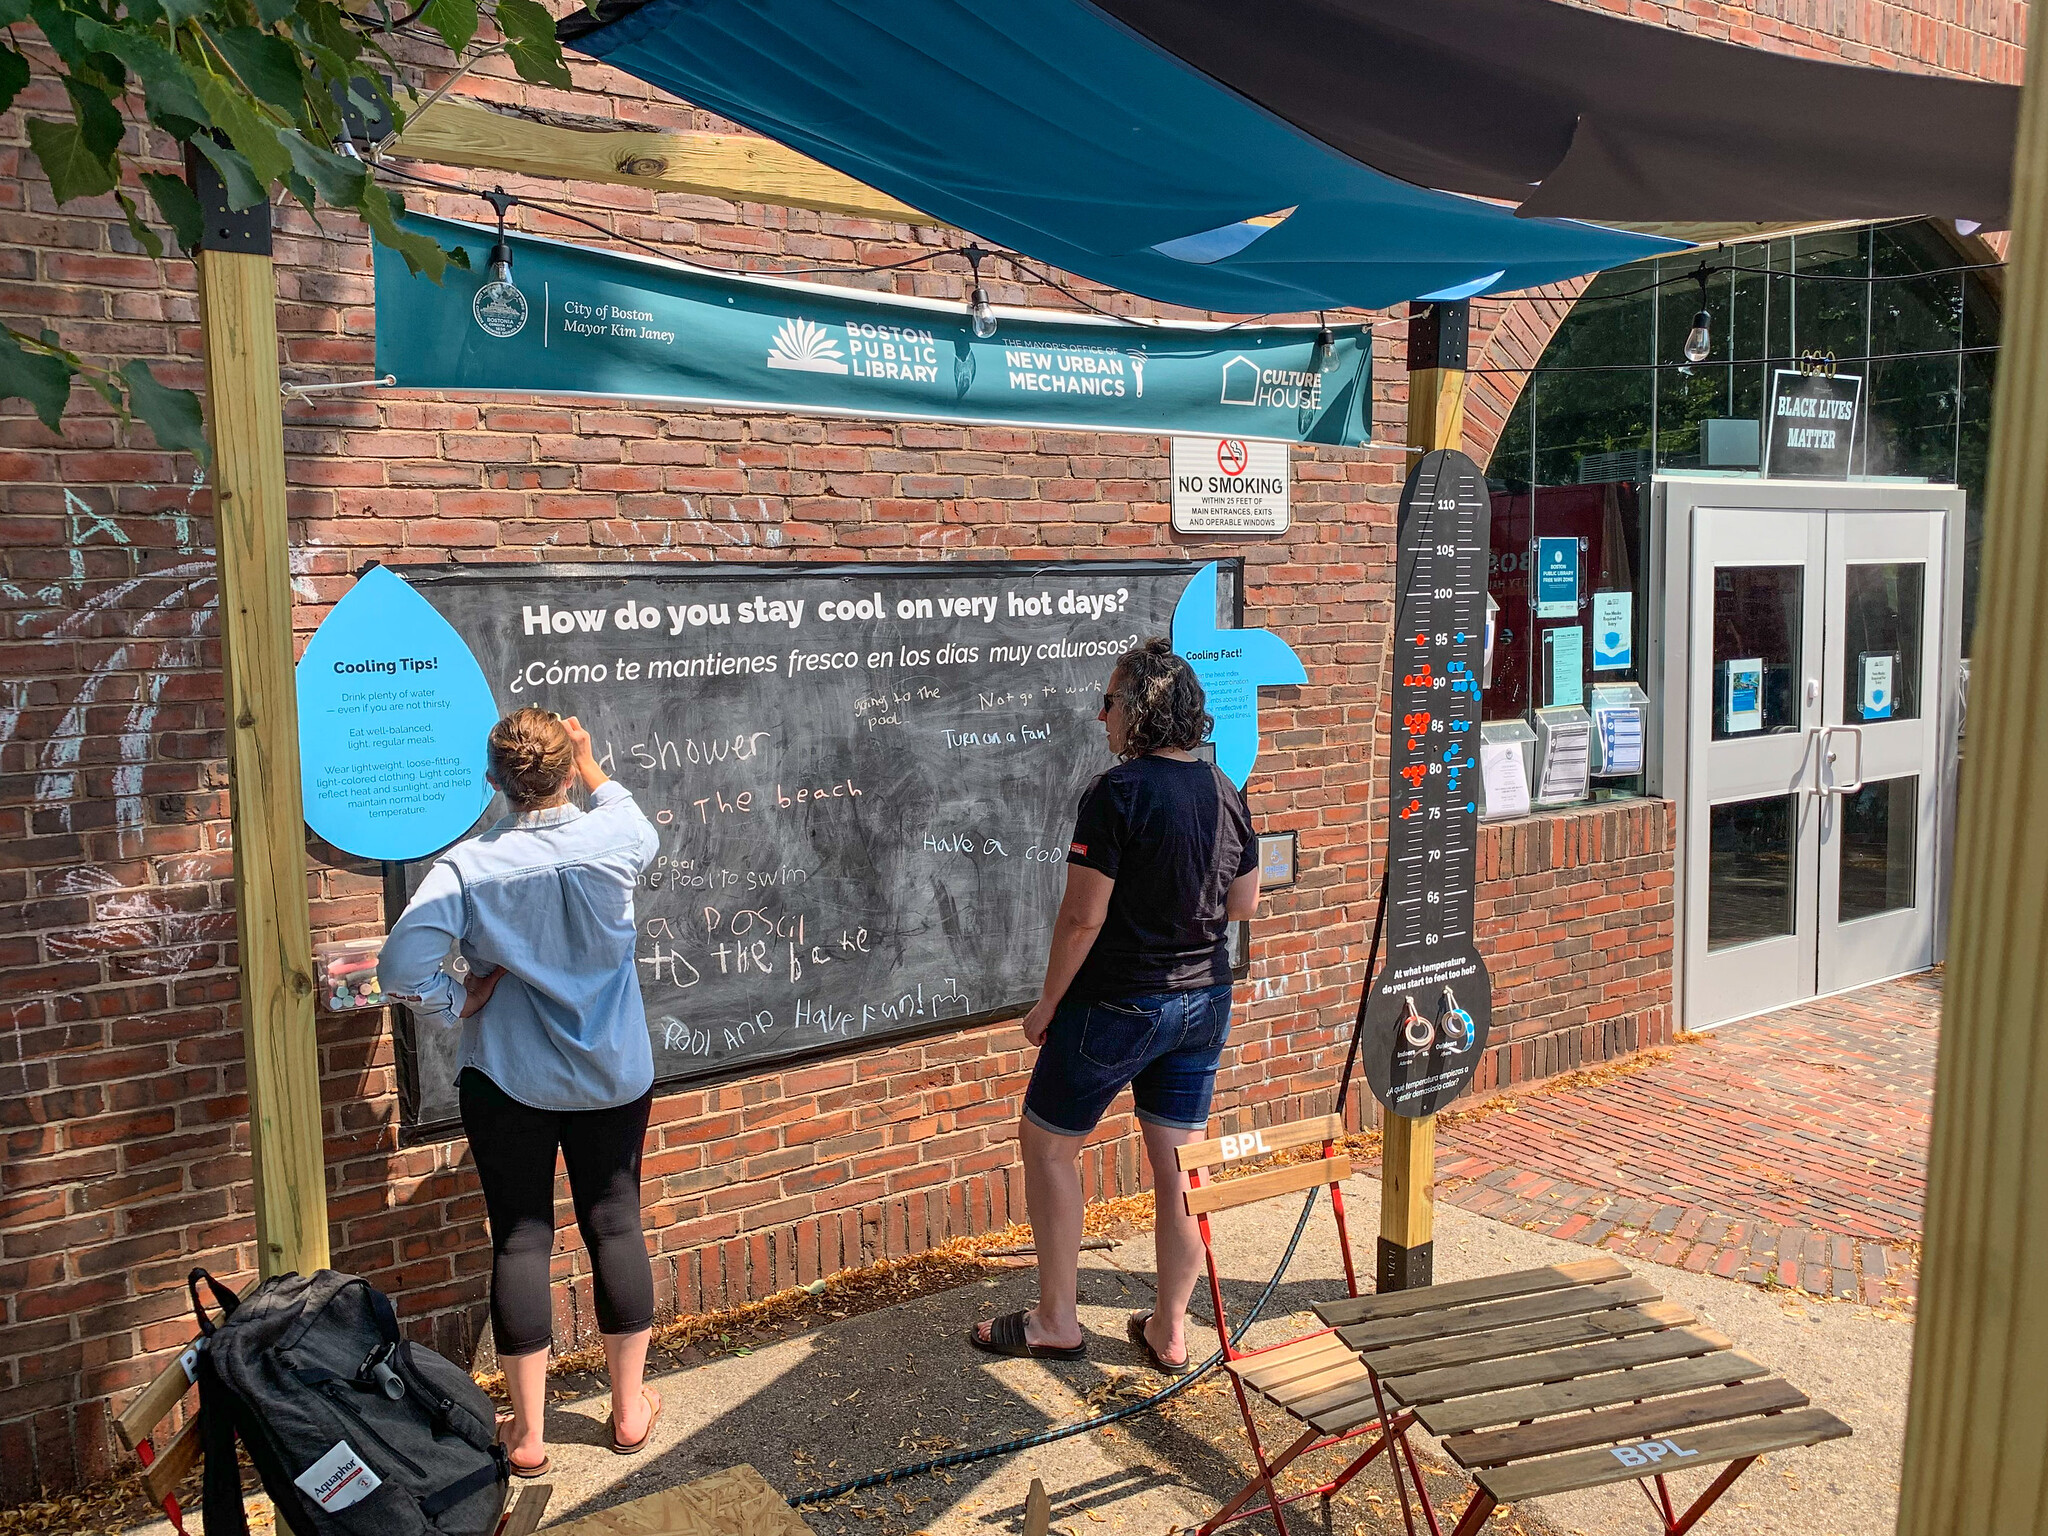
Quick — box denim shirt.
[378,781,660,1112]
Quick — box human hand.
[459,966,504,1018]
[1020,999,1056,1048]
[562,716,608,791]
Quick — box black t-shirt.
[1064,755,1258,999]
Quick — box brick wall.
[0,0,2014,1501]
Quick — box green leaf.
[281,129,365,206]
[205,25,306,115]
[0,326,75,432]
[116,191,164,259]
[191,69,294,191]
[496,0,571,87]
[125,0,166,26]
[359,180,449,281]
[0,47,28,118]
[26,0,82,65]
[0,0,31,27]
[120,360,209,466]
[418,0,477,59]
[187,130,267,210]
[158,0,214,26]
[25,117,118,203]
[75,21,211,127]
[252,0,299,23]
[62,74,126,162]
[140,171,204,252]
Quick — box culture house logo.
[766,317,849,373]
[471,280,528,339]
[1219,353,1323,411]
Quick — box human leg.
[1015,1114,1088,1348]
[1127,984,1232,1368]
[558,1088,656,1444]
[458,1070,563,1469]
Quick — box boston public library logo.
[766,317,849,373]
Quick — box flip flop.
[967,1310,1088,1361]
[1126,1312,1191,1375]
[610,1387,664,1456]
[495,1421,551,1478]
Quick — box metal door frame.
[1649,475,1965,1030]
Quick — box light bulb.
[1683,309,1712,363]
[970,284,997,339]
[471,237,529,339]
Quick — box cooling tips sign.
[1171,437,1291,533]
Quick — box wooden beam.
[390,98,942,226]
[1894,21,2048,1533]
[189,148,329,1280]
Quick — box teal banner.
[375,215,1372,445]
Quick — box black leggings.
[459,1068,655,1357]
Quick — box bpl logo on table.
[1608,1436,1701,1468]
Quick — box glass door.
[1816,513,1944,992]
[1685,504,1946,1027]
[1685,509,1826,1025]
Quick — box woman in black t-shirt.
[969,638,1259,1369]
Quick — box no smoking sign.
[1172,435,1290,535]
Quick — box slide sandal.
[968,1310,1088,1361]
[1126,1312,1191,1375]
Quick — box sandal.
[967,1310,1088,1361]
[1126,1311,1191,1375]
[610,1387,663,1456]
[495,1420,551,1478]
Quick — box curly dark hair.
[1107,637,1213,760]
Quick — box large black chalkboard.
[385,558,1243,1135]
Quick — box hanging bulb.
[471,189,529,339]
[1680,263,1713,363]
[1315,320,1337,372]
[1683,309,1712,363]
[970,284,997,339]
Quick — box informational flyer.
[1724,658,1765,734]
[1860,652,1896,720]
[1536,536,1580,618]
[1480,740,1531,820]
[1546,624,1585,707]
[1591,590,1633,670]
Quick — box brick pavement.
[1420,969,1939,1309]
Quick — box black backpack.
[189,1268,509,1536]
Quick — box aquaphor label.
[293,1440,383,1512]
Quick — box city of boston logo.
[472,282,528,339]
[766,317,848,374]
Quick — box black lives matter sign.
[1766,370,1863,479]
[1358,450,1494,1118]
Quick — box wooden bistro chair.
[114,1338,551,1536]
[1180,1112,1435,1536]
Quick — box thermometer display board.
[1360,450,1494,1118]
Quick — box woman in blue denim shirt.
[381,708,663,1475]
[970,639,1260,1369]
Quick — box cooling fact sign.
[374,215,1372,445]
[1171,436,1290,534]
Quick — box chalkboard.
[384,558,1245,1135]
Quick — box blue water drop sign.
[296,565,500,860]
[1171,561,1307,787]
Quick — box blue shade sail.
[296,565,500,861]
[562,0,1685,315]
[1172,562,1306,787]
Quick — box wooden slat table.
[1315,1258,1850,1536]
[541,1464,814,1536]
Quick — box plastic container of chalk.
[316,937,388,1011]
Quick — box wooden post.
[1377,300,1469,1292]
[188,148,329,1279]
[1894,38,2048,1535]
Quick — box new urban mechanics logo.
[766,318,848,374]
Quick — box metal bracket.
[1405,300,1469,372]
[182,140,273,256]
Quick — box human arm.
[1018,864,1115,1047]
[1224,866,1261,921]
[377,861,473,1018]
[562,715,608,793]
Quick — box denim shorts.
[1022,982,1232,1137]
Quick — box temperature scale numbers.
[1386,457,1487,958]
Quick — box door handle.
[1800,726,1826,800]
[1823,724,1866,795]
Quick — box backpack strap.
[419,1446,509,1520]
[187,1269,241,1336]
[194,1345,249,1536]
